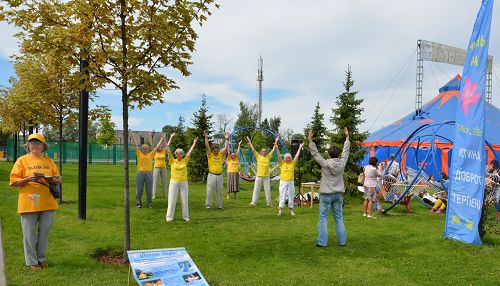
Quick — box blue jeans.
[317,192,346,246]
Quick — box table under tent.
[360,75,500,213]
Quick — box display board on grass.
[128,248,208,286]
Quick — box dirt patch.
[91,248,128,265]
[96,254,127,265]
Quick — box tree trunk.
[58,114,64,203]
[121,0,130,262]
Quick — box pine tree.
[189,94,213,182]
[299,102,327,183]
[330,66,368,196]
[163,116,188,151]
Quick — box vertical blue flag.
[445,0,494,245]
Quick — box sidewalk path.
[0,220,6,286]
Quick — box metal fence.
[6,138,137,164]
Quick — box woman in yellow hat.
[9,133,62,270]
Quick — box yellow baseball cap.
[27,133,46,143]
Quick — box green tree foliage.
[330,66,368,196]
[96,106,116,147]
[95,106,116,164]
[2,0,218,259]
[162,115,188,152]
[299,102,327,183]
[189,94,213,182]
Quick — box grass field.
[0,163,499,286]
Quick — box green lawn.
[0,163,499,286]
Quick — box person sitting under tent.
[226,140,242,199]
[430,173,449,214]
[382,154,400,198]
[276,141,304,216]
[247,136,279,207]
[203,131,229,209]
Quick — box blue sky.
[1,0,500,135]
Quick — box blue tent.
[361,75,500,177]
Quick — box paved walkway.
[0,220,6,286]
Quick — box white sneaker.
[367,215,376,219]
[277,210,282,216]
[184,218,191,222]
[249,202,256,207]
[166,217,173,222]
[363,213,367,217]
[290,209,295,216]
[206,206,212,209]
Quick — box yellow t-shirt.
[169,157,190,182]
[136,150,155,172]
[227,156,239,173]
[255,152,273,177]
[154,150,167,168]
[279,161,296,181]
[9,154,60,214]
[207,152,224,174]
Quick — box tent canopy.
[365,74,500,146]
[361,75,500,176]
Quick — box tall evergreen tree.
[330,66,368,196]
[299,102,327,183]
[190,94,213,182]
[163,115,188,151]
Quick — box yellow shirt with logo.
[136,150,155,172]
[227,156,239,173]
[154,149,167,168]
[207,152,224,174]
[9,154,60,214]
[255,152,273,177]
[169,157,190,182]
[279,161,296,181]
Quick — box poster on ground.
[128,247,209,286]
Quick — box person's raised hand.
[225,132,229,140]
[308,129,313,143]
[344,127,349,138]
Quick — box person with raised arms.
[308,127,350,247]
[165,133,198,222]
[247,136,279,206]
[131,131,164,208]
[226,140,242,199]
[204,131,229,209]
[152,134,168,199]
[276,141,304,216]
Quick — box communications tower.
[257,56,263,127]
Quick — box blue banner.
[444,0,494,245]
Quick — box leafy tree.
[330,66,368,196]
[233,101,259,145]
[189,94,213,182]
[162,115,188,152]
[214,113,232,134]
[96,106,117,164]
[299,102,327,183]
[2,0,218,259]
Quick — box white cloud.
[1,0,499,135]
[111,115,145,130]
